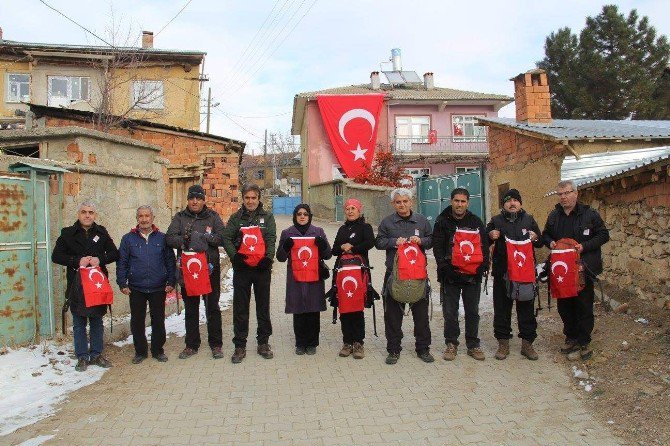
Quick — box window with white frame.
[452,115,486,142]
[132,80,165,109]
[47,76,90,107]
[6,74,30,103]
[456,166,478,173]
[403,167,430,178]
[395,116,430,151]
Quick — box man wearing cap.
[166,184,226,359]
[486,189,543,360]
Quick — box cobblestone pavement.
[4,216,624,446]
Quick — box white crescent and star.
[459,240,475,261]
[186,257,203,279]
[242,233,258,251]
[513,250,527,267]
[88,268,106,289]
[297,245,313,267]
[403,245,419,265]
[338,109,375,145]
[551,261,569,282]
[341,275,359,298]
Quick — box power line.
[38,0,115,48]
[156,0,195,36]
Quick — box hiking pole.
[175,282,182,315]
[372,300,378,337]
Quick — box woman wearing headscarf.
[276,204,332,355]
[331,198,375,359]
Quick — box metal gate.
[416,170,485,227]
[272,196,302,215]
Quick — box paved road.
[4,216,624,446]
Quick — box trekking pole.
[372,300,378,336]
[175,282,182,315]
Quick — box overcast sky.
[2,0,669,151]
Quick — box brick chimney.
[423,72,434,90]
[511,69,551,123]
[370,71,381,90]
[142,31,154,49]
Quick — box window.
[253,170,265,180]
[47,76,90,107]
[7,74,30,102]
[403,167,430,178]
[452,115,486,142]
[456,166,478,173]
[132,81,165,109]
[395,116,430,151]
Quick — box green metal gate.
[416,170,485,227]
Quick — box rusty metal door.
[0,175,53,345]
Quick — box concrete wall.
[307,179,395,226]
[308,181,338,221]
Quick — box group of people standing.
[52,178,608,371]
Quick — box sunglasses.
[296,212,309,216]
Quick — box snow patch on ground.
[16,434,55,445]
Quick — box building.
[240,151,301,196]
[1,30,205,130]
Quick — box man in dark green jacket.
[222,183,276,363]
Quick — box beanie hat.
[344,198,363,212]
[503,188,522,204]
[187,184,206,200]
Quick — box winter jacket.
[542,202,610,277]
[222,203,277,265]
[165,205,225,270]
[375,211,433,272]
[432,206,489,284]
[116,226,176,293]
[276,224,332,314]
[51,221,119,317]
[331,217,375,266]
[486,209,543,278]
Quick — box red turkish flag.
[337,265,366,313]
[451,228,484,275]
[505,237,536,283]
[290,237,319,282]
[397,242,427,280]
[316,94,384,178]
[180,251,212,296]
[238,226,265,267]
[79,266,114,307]
[549,249,580,299]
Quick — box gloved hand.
[438,263,458,284]
[257,257,273,271]
[189,231,209,253]
[315,236,328,252]
[282,237,294,252]
[325,287,338,308]
[232,253,248,268]
[475,263,488,278]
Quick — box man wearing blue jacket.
[117,205,176,364]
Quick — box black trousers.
[129,289,167,357]
[442,281,481,349]
[183,267,222,350]
[340,311,365,345]
[557,278,595,345]
[232,268,272,348]
[492,276,537,342]
[383,271,431,353]
[293,312,321,347]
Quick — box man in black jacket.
[486,189,542,360]
[433,188,489,361]
[52,201,119,372]
[542,180,609,360]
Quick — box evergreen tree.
[537,5,670,119]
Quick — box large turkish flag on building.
[238,225,266,267]
[397,242,427,280]
[549,249,579,299]
[505,237,536,283]
[181,251,212,296]
[290,237,319,282]
[80,266,114,307]
[451,228,484,275]
[337,265,366,313]
[316,94,384,178]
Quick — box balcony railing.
[391,136,489,155]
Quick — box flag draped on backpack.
[238,225,265,267]
[397,242,427,280]
[79,266,114,307]
[336,265,366,313]
[549,249,580,298]
[181,251,212,296]
[505,237,535,283]
[451,228,484,275]
[290,237,319,282]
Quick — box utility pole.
[206,87,212,133]
[264,129,268,157]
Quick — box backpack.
[504,273,536,301]
[388,250,427,304]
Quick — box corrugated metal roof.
[478,117,670,141]
[296,84,513,102]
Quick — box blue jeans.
[72,313,104,360]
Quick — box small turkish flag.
[79,266,114,307]
[238,226,265,267]
[397,242,427,280]
[549,249,579,299]
[505,237,536,283]
[451,228,484,275]
[337,265,366,313]
[290,237,319,282]
[181,251,212,296]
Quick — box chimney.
[142,31,154,49]
[511,69,551,123]
[370,71,381,90]
[423,72,434,90]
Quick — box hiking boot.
[443,343,457,361]
[90,355,112,368]
[417,350,435,363]
[385,352,400,365]
[495,339,510,360]
[295,346,306,355]
[153,353,168,362]
[178,347,198,359]
[352,342,365,359]
[131,354,146,364]
[521,340,539,360]
[305,346,317,355]
[75,357,88,372]
[467,346,486,361]
[339,344,353,357]
[257,344,274,359]
[560,339,579,354]
[211,347,224,359]
[231,347,246,364]
[579,344,593,360]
